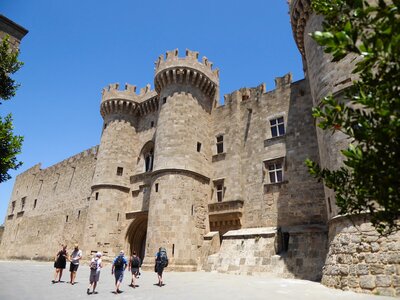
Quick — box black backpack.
[131,256,140,268]
[114,256,124,270]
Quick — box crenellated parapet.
[100,83,158,119]
[154,49,219,99]
[289,0,312,57]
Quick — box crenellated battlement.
[100,83,158,119]
[154,49,219,99]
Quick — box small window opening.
[270,117,285,138]
[78,210,81,219]
[155,183,159,192]
[21,197,26,211]
[145,150,154,172]
[11,201,16,213]
[328,197,332,213]
[172,244,175,257]
[95,192,99,200]
[191,205,194,216]
[66,215,69,222]
[103,123,107,130]
[197,142,202,152]
[117,167,123,176]
[117,213,120,221]
[268,162,283,183]
[214,181,224,202]
[163,97,167,104]
[33,199,37,209]
[150,121,154,128]
[216,135,224,154]
[242,94,250,101]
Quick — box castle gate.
[125,212,148,260]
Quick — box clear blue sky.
[0,0,304,223]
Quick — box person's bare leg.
[93,281,97,293]
[58,269,63,282]
[53,269,59,282]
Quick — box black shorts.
[69,263,79,272]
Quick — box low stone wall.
[204,226,327,281]
[322,215,400,297]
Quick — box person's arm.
[128,258,131,271]
[111,262,115,274]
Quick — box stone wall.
[0,147,98,260]
[323,216,400,297]
[205,226,327,281]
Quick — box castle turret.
[144,49,219,270]
[290,1,400,296]
[84,83,156,257]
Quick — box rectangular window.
[21,197,26,211]
[155,183,159,192]
[95,192,99,200]
[66,215,69,222]
[216,135,224,154]
[116,167,123,176]
[267,161,284,183]
[11,201,16,213]
[33,199,37,209]
[197,142,202,152]
[214,180,225,202]
[163,97,167,104]
[270,117,285,137]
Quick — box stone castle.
[1,2,399,297]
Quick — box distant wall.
[0,147,98,260]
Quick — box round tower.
[144,49,219,271]
[84,83,140,258]
[290,0,356,218]
[290,1,400,297]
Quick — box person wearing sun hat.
[87,252,102,295]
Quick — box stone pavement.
[0,261,395,300]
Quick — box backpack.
[158,249,168,268]
[114,256,124,270]
[90,259,98,270]
[131,256,140,268]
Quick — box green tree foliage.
[305,0,400,234]
[0,35,24,183]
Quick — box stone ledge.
[223,227,277,239]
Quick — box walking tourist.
[87,252,102,294]
[155,247,168,287]
[111,250,128,294]
[52,244,68,283]
[128,251,141,288]
[69,243,82,285]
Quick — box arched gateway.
[125,212,148,260]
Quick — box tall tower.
[290,1,400,297]
[290,0,356,218]
[144,49,219,270]
[84,83,140,257]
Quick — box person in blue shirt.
[111,250,128,294]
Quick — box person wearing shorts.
[87,252,102,295]
[111,250,128,294]
[128,251,141,288]
[69,243,82,285]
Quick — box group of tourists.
[52,244,169,295]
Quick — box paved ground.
[0,261,394,300]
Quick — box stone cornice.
[290,0,312,57]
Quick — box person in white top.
[87,252,102,295]
[69,243,82,285]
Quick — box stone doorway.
[125,213,148,261]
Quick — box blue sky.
[0,0,304,223]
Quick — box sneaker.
[87,288,90,295]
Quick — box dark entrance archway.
[125,213,148,260]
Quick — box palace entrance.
[125,212,148,260]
